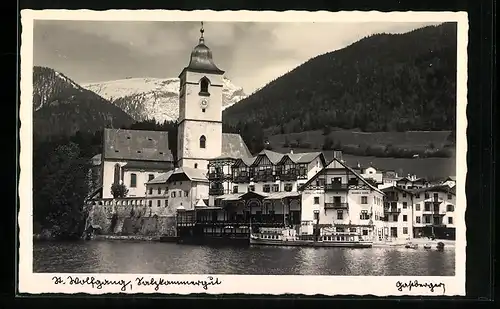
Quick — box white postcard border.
[19,9,469,296]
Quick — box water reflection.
[33,240,455,276]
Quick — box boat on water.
[250,227,373,248]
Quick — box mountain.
[222,23,457,134]
[33,66,135,140]
[82,76,247,123]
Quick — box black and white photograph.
[19,10,468,296]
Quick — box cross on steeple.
[199,21,205,44]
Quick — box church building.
[89,22,251,205]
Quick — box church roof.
[180,22,224,75]
[122,161,174,171]
[212,133,252,160]
[103,128,173,162]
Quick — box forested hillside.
[223,23,457,134]
[33,66,135,141]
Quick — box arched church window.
[194,163,198,169]
[199,135,206,148]
[113,164,120,184]
[199,77,210,95]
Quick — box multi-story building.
[412,184,456,240]
[145,167,209,216]
[395,175,430,190]
[360,165,384,186]
[298,152,386,241]
[381,186,414,240]
[201,149,327,230]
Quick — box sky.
[33,20,442,94]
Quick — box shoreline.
[35,234,456,250]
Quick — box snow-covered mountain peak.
[82,76,247,123]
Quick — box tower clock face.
[200,99,209,109]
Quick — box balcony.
[253,174,275,182]
[384,207,401,214]
[325,183,348,191]
[385,195,399,202]
[208,173,223,180]
[209,188,224,196]
[324,202,349,209]
[233,175,250,183]
[279,173,298,181]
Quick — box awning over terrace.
[264,192,301,200]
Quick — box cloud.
[33,20,443,93]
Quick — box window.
[313,212,319,221]
[360,210,369,220]
[415,193,420,198]
[194,163,198,169]
[447,204,454,212]
[337,210,343,220]
[403,215,408,222]
[425,193,430,199]
[447,193,452,200]
[148,174,154,181]
[148,188,153,195]
[272,184,279,192]
[157,187,161,194]
[148,200,152,207]
[402,193,407,198]
[157,200,161,207]
[171,191,176,198]
[263,185,271,193]
[130,173,137,187]
[113,164,121,184]
[433,193,439,200]
[200,78,209,94]
[403,227,408,234]
[415,203,421,211]
[448,217,453,224]
[424,215,431,223]
[185,191,189,197]
[361,196,368,204]
[402,202,407,209]
[362,229,368,236]
[201,108,206,113]
[424,202,431,211]
[416,216,421,223]
[233,186,238,193]
[248,185,255,192]
[393,214,398,222]
[199,135,206,148]
[165,199,168,207]
[284,183,293,192]
[314,197,320,204]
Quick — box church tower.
[177,22,225,170]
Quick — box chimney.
[333,150,343,161]
[290,149,294,154]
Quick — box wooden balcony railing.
[325,183,348,191]
[233,175,250,183]
[209,188,224,196]
[384,207,401,214]
[324,202,349,209]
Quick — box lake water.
[33,240,455,276]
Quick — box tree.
[111,183,129,198]
[33,142,90,239]
[322,136,334,150]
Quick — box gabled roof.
[103,128,173,162]
[122,161,174,171]
[411,184,456,195]
[170,167,208,182]
[147,171,174,184]
[381,185,413,195]
[298,157,383,194]
[147,167,207,184]
[212,133,252,159]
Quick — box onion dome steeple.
[184,21,225,75]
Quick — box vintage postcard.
[19,10,468,296]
